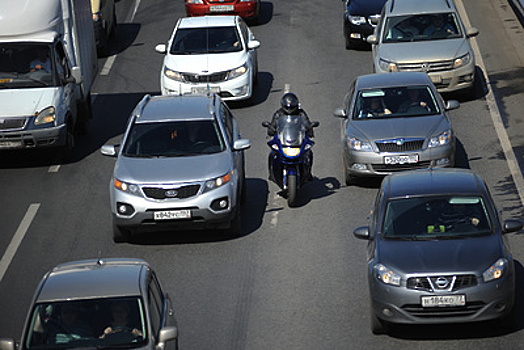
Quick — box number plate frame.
[153,210,191,220]
[384,154,419,165]
[421,294,466,308]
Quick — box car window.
[220,103,235,144]
[122,120,225,157]
[170,26,242,54]
[383,13,462,43]
[353,86,439,119]
[148,276,163,337]
[382,195,492,239]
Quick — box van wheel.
[58,122,74,163]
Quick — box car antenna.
[96,251,104,266]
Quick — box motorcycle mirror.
[311,121,320,128]
[262,121,270,127]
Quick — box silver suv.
[101,93,250,242]
[368,0,479,94]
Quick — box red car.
[185,0,260,22]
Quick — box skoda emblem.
[165,190,178,198]
[435,277,449,289]
[395,138,405,146]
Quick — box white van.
[0,0,97,160]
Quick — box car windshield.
[170,26,243,54]
[383,13,463,43]
[382,195,492,239]
[24,297,147,349]
[353,86,439,119]
[0,43,58,89]
[123,120,225,157]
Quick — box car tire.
[113,222,131,243]
[228,208,242,237]
[345,38,356,50]
[58,119,74,163]
[287,174,298,207]
[370,308,388,335]
[343,155,357,186]
[498,303,517,331]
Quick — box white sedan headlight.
[483,258,508,282]
[34,106,56,126]
[164,67,184,82]
[428,130,452,148]
[375,263,401,286]
[226,64,248,80]
[347,136,373,152]
[453,53,471,69]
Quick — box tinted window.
[171,26,242,54]
[383,13,462,43]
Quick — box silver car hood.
[350,116,447,142]
[377,234,503,274]
[115,152,232,184]
[377,38,470,63]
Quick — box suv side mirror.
[71,66,83,84]
[155,44,167,54]
[248,40,261,50]
[333,107,348,119]
[367,35,377,45]
[101,144,119,157]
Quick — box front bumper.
[0,124,67,150]
[343,20,375,44]
[185,2,259,19]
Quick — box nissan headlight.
[34,106,56,126]
[203,172,231,193]
[347,137,373,152]
[226,64,248,80]
[349,16,367,26]
[428,130,452,148]
[164,67,184,82]
[283,147,301,157]
[114,178,141,196]
[483,258,508,282]
[453,53,471,69]
[375,264,401,286]
[378,58,398,72]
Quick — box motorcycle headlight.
[453,53,471,69]
[483,258,508,282]
[349,15,367,26]
[34,106,56,126]
[347,137,373,152]
[375,263,401,286]
[226,64,248,80]
[283,147,301,157]
[378,58,398,72]
[164,66,184,82]
[114,178,141,196]
[428,130,452,148]
[203,172,231,193]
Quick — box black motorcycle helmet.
[281,93,299,114]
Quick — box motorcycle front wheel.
[287,174,298,207]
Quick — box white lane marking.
[0,203,40,282]
[99,0,142,76]
[456,0,524,206]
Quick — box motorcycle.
[262,115,319,207]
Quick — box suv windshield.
[170,26,243,54]
[123,120,226,157]
[0,43,58,89]
[24,297,146,349]
[383,13,462,43]
[382,195,492,239]
[353,86,439,119]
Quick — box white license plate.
[384,154,419,165]
[191,86,220,94]
[209,5,234,12]
[430,74,442,84]
[153,210,191,220]
[0,140,23,149]
[421,295,466,307]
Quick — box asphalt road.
[1,0,524,349]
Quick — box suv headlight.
[203,172,231,193]
[483,258,508,282]
[428,130,452,148]
[347,137,373,152]
[378,58,398,72]
[453,53,471,69]
[226,64,248,80]
[164,67,184,82]
[34,106,56,126]
[348,16,367,26]
[375,263,401,286]
[114,178,141,196]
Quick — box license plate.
[421,295,466,307]
[430,74,442,84]
[384,154,419,165]
[209,5,234,12]
[0,140,23,149]
[191,86,220,94]
[153,210,191,220]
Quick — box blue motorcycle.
[262,115,319,207]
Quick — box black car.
[343,0,387,49]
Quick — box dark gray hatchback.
[353,168,522,334]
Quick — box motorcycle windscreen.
[276,115,306,147]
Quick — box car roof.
[386,0,455,15]
[178,15,238,29]
[385,168,485,199]
[356,72,433,90]
[138,94,217,123]
[36,258,149,303]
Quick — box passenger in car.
[100,301,143,339]
[423,15,456,37]
[47,304,94,344]
[359,96,392,118]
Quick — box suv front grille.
[182,72,228,83]
[376,139,424,152]
[142,185,200,200]
[397,60,454,73]
[407,275,477,292]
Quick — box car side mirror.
[71,66,83,84]
[333,107,348,119]
[503,219,523,233]
[311,121,320,128]
[101,144,119,157]
[248,40,261,50]
[155,44,167,54]
[233,139,251,151]
[367,35,377,45]
[445,100,460,111]
[0,338,16,350]
[353,226,370,240]
[466,27,479,38]
[158,326,178,344]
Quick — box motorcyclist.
[268,93,315,138]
